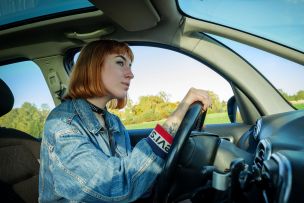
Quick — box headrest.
[0,79,14,117]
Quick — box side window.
[72,46,237,129]
[122,46,235,128]
[0,61,55,138]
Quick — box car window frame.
[0,58,55,138]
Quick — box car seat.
[0,79,40,203]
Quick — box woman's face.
[102,53,134,99]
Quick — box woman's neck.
[87,96,111,109]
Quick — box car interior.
[0,79,40,203]
[0,0,304,202]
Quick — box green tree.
[207,91,226,113]
[295,90,304,100]
[0,102,50,138]
[132,95,164,122]
[120,92,178,124]
[278,89,304,101]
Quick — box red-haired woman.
[39,39,211,202]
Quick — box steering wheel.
[155,102,207,202]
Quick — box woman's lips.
[121,82,130,89]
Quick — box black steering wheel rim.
[155,102,206,202]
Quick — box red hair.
[64,39,134,109]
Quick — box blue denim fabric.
[39,99,165,202]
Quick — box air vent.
[255,143,265,168]
[254,139,272,169]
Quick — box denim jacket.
[39,99,169,203]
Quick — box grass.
[294,103,304,110]
[205,112,230,124]
[125,112,230,129]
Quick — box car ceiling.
[0,0,182,62]
[1,0,303,64]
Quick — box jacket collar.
[72,99,119,134]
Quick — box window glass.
[210,35,304,110]
[72,46,236,129]
[178,0,304,52]
[0,61,55,138]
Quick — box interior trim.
[91,0,160,31]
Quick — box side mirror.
[227,96,237,123]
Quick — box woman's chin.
[113,92,127,99]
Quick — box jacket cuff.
[146,124,173,159]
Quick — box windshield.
[178,0,304,53]
[210,34,304,110]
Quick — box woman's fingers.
[184,88,212,111]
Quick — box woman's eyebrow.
[115,55,127,61]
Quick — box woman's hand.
[180,87,212,111]
[162,88,212,136]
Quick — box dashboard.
[251,110,304,203]
[164,110,304,203]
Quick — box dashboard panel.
[252,110,304,203]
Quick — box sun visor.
[90,0,160,31]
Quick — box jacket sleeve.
[46,122,173,202]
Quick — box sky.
[0,62,55,108]
[212,36,304,95]
[128,46,233,103]
[0,44,303,109]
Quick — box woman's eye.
[117,61,124,66]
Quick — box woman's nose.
[125,68,134,79]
